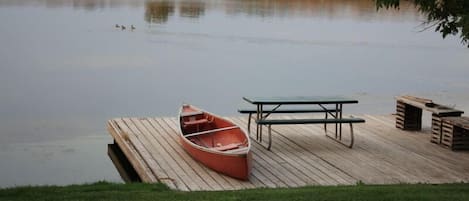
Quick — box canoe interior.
[180,105,248,151]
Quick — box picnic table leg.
[339,104,343,140]
[325,122,355,148]
[256,104,260,141]
[259,104,263,142]
[247,113,252,134]
[267,125,272,150]
[324,113,328,132]
[349,122,354,148]
[335,104,338,138]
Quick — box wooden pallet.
[396,96,463,136]
[431,114,443,144]
[396,100,422,130]
[440,117,469,150]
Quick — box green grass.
[1,182,469,201]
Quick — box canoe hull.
[179,135,252,180]
[178,104,251,180]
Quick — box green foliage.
[1,182,469,201]
[376,0,469,47]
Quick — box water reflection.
[0,0,420,23]
[144,1,205,23]
[145,1,175,24]
[141,0,418,24]
[226,0,418,20]
[179,1,205,18]
[0,0,146,9]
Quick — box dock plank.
[107,115,469,191]
[230,117,348,186]
[117,118,189,190]
[157,117,254,190]
[149,117,233,191]
[107,120,159,183]
[361,115,469,182]
[277,116,400,184]
[313,119,444,183]
[127,118,209,191]
[233,116,357,185]
[355,117,445,183]
[145,118,227,190]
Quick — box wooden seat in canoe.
[212,143,243,151]
[183,118,209,126]
[181,111,204,117]
[184,126,239,138]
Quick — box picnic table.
[240,96,365,150]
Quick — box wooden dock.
[107,115,469,191]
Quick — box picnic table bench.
[238,107,338,134]
[240,96,365,150]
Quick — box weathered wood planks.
[439,117,469,150]
[395,96,463,131]
[107,115,469,191]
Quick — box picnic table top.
[243,96,359,105]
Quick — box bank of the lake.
[1,182,469,201]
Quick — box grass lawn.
[1,182,469,201]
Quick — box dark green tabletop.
[243,96,358,105]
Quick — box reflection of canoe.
[178,104,252,180]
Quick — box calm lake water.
[0,0,468,187]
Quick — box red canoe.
[178,104,252,180]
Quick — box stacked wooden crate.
[395,96,467,150]
[439,117,469,150]
[396,100,422,130]
[431,114,443,144]
[428,111,464,148]
[430,113,463,144]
